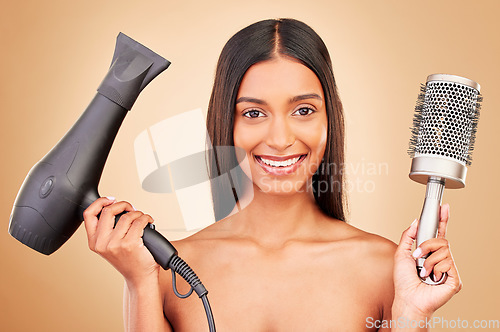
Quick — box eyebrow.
[236,93,323,105]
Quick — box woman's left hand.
[393,203,462,318]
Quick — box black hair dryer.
[8,33,172,257]
[9,33,216,331]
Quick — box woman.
[83,18,462,331]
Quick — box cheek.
[232,120,244,149]
[299,120,328,157]
[317,124,328,157]
[233,122,263,153]
[306,124,327,175]
[233,123,262,179]
[233,126,246,152]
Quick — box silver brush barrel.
[408,74,481,285]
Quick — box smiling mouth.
[254,154,307,175]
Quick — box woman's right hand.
[83,197,160,286]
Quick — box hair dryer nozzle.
[98,33,170,110]
[9,33,169,255]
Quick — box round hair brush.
[408,74,482,285]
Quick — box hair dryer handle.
[114,213,178,270]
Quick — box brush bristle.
[408,82,482,166]
[407,84,427,158]
[466,93,482,165]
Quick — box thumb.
[396,219,419,255]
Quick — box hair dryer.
[8,32,170,255]
[8,33,215,331]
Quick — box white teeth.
[259,156,301,167]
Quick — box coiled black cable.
[169,255,216,332]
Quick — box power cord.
[114,215,216,331]
[169,255,216,332]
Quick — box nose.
[265,116,295,151]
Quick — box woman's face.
[233,56,328,195]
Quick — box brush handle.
[416,177,447,285]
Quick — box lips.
[254,154,307,175]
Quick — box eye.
[292,107,315,116]
[243,110,266,118]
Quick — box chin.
[254,177,312,196]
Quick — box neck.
[229,183,325,248]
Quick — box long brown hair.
[206,18,346,222]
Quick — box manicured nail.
[131,204,137,211]
[412,247,422,259]
[419,266,427,278]
[106,196,116,202]
[411,218,418,226]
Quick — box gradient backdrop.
[1,0,499,331]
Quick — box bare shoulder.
[167,217,236,266]
[158,221,228,297]
[322,219,397,313]
[305,216,398,301]
[356,226,396,255]
[331,219,397,268]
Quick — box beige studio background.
[1,0,499,331]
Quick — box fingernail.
[412,247,422,259]
[106,196,116,202]
[420,266,427,278]
[411,218,418,226]
[131,204,137,211]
